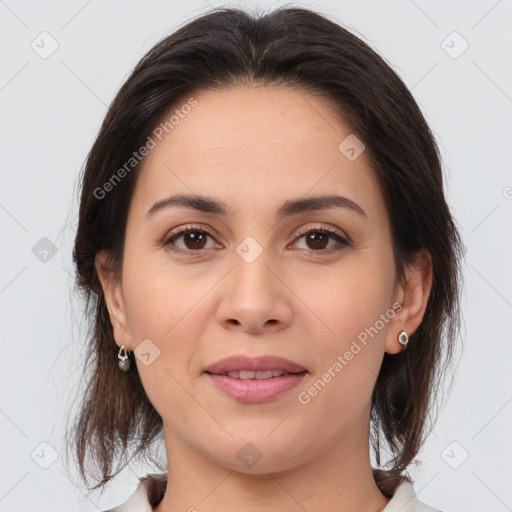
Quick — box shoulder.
[383,478,444,512]
[101,472,168,512]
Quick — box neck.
[153,411,391,512]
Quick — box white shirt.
[104,472,442,511]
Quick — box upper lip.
[204,355,307,374]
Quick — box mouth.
[203,354,308,377]
[203,354,308,402]
[204,369,307,380]
[204,368,308,403]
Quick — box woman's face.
[97,85,429,473]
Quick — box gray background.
[1,0,511,511]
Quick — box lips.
[204,354,307,376]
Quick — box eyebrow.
[147,193,367,220]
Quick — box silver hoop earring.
[118,344,131,372]
[398,330,409,348]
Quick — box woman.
[67,6,463,511]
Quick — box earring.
[118,344,131,372]
[398,330,409,348]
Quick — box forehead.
[130,85,384,221]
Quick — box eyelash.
[161,223,350,256]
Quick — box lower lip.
[205,372,307,402]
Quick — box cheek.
[121,257,214,416]
[297,252,395,400]
[122,247,207,339]
[303,251,395,344]
[121,252,218,395]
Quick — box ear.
[385,248,433,354]
[95,251,135,351]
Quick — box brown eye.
[181,231,208,250]
[163,226,218,253]
[304,231,329,250]
[292,228,349,254]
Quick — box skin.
[96,84,432,512]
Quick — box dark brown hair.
[66,5,464,496]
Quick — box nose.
[216,248,293,334]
